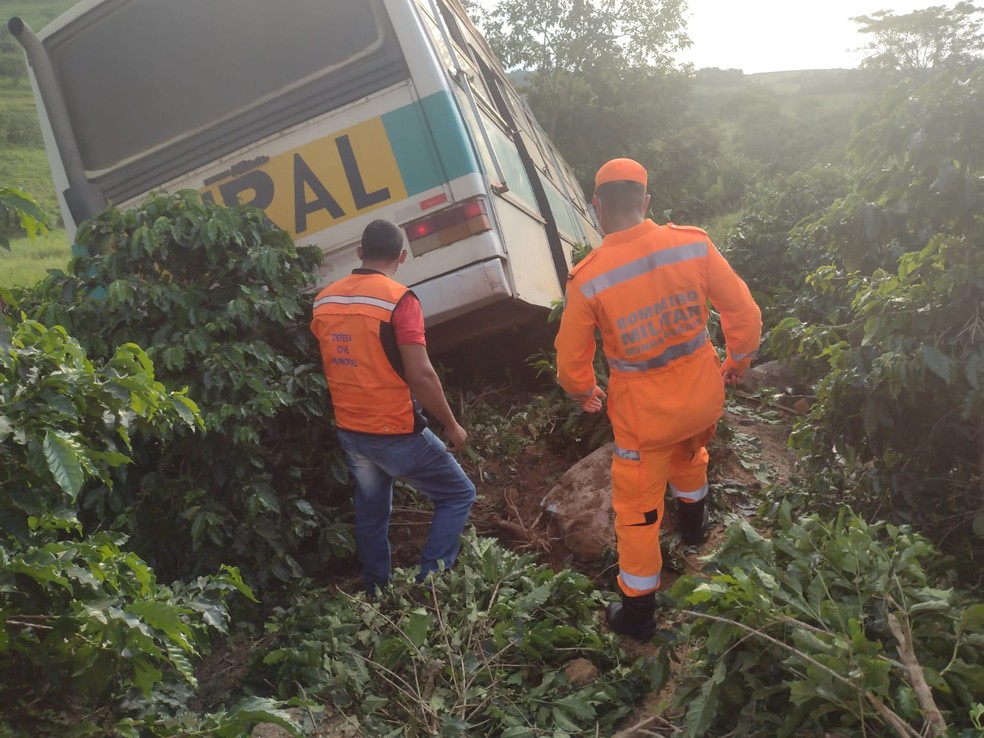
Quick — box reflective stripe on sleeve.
[671,483,709,502]
[566,388,597,400]
[608,331,708,372]
[732,349,759,361]
[580,241,708,299]
[313,294,398,311]
[613,445,640,461]
[619,569,661,591]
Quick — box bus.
[9,0,601,348]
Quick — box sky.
[676,1,941,73]
[469,0,944,74]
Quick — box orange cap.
[594,158,647,191]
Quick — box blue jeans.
[336,427,476,590]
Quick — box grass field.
[0,145,59,219]
[703,210,744,249]
[0,229,70,289]
[3,0,77,30]
[0,74,60,221]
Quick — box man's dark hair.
[361,219,405,261]
[595,181,646,216]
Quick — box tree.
[475,0,689,141]
[472,1,721,216]
[771,68,984,568]
[477,0,688,76]
[518,64,719,217]
[853,2,984,72]
[722,165,850,332]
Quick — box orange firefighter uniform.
[311,272,421,435]
[555,217,761,598]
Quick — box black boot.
[677,498,708,546]
[605,593,656,641]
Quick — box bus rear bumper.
[414,258,513,328]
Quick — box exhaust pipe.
[8,17,106,224]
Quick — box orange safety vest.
[555,219,762,450]
[311,272,421,434]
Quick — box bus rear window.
[46,0,404,174]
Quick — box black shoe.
[605,593,656,642]
[677,498,709,546]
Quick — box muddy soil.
[243,389,800,737]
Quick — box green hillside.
[692,67,872,125]
[4,0,78,31]
[1,0,77,287]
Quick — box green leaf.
[166,642,198,685]
[958,604,984,635]
[682,657,726,737]
[132,656,164,696]
[974,512,984,539]
[965,353,981,390]
[171,394,201,429]
[500,727,535,738]
[405,611,431,648]
[921,346,952,382]
[43,430,86,499]
[555,694,595,720]
[220,697,303,737]
[128,600,188,645]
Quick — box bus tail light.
[403,198,491,257]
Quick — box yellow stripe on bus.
[202,116,408,237]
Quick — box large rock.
[540,443,615,562]
[742,360,799,393]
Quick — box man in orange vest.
[311,219,476,593]
[555,158,762,640]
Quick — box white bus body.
[10,0,601,345]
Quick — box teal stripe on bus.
[383,91,478,196]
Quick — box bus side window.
[436,0,469,50]
[424,2,503,126]
[504,90,551,178]
[531,111,588,214]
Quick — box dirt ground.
[246,392,801,737]
[434,396,799,591]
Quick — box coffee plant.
[762,68,984,569]
[0,185,48,250]
[0,318,298,736]
[19,191,354,586]
[670,503,984,738]
[720,164,849,338]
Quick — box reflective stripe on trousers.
[614,445,640,461]
[619,569,661,592]
[670,482,709,502]
[612,440,710,597]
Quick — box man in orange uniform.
[555,158,761,640]
[311,220,476,593]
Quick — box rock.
[742,360,798,393]
[793,397,813,414]
[564,657,600,686]
[540,443,615,563]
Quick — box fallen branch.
[611,713,678,737]
[5,619,54,631]
[733,389,805,416]
[887,612,948,737]
[679,610,921,738]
